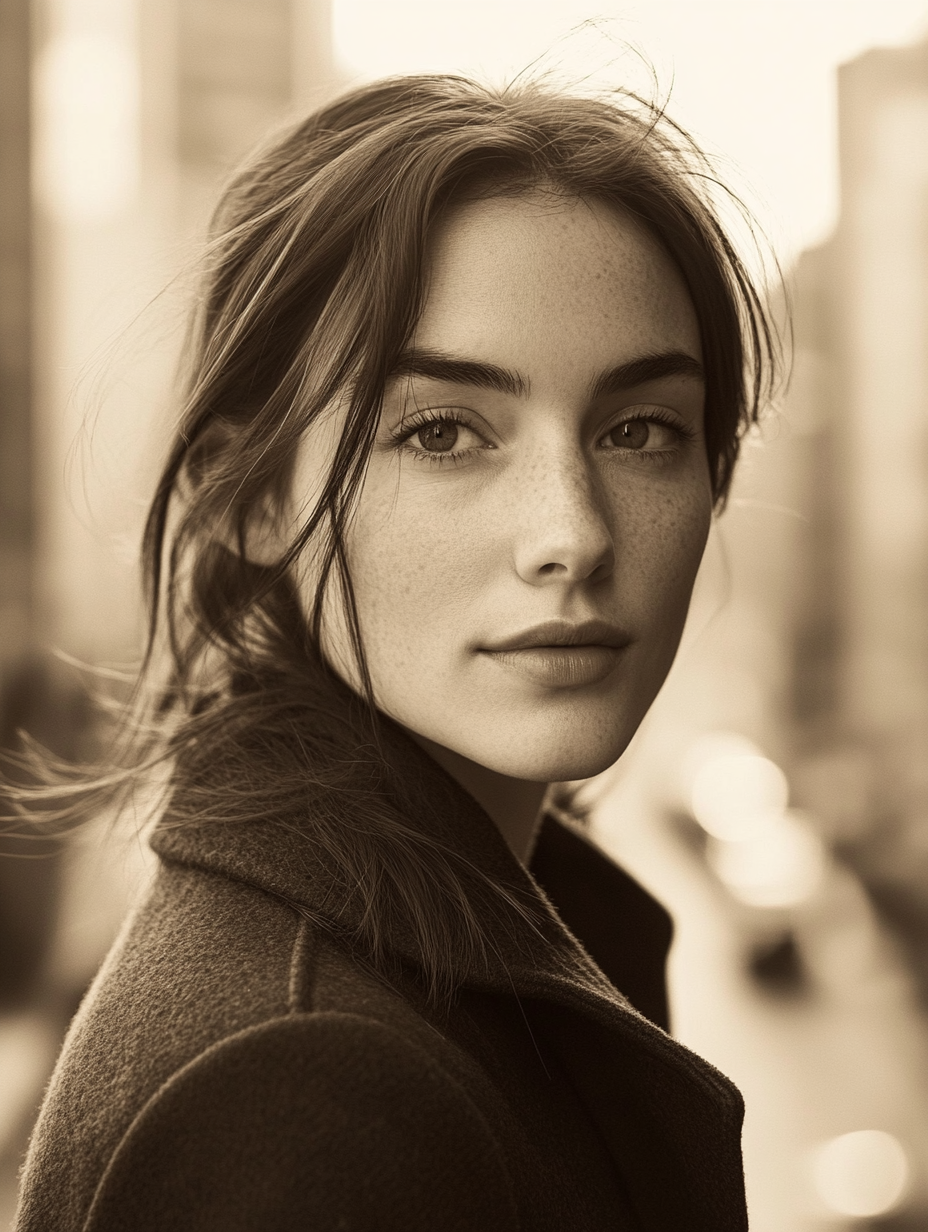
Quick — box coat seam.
[287,915,316,1012]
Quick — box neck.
[406,733,548,865]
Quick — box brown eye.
[608,419,651,450]
[416,420,459,452]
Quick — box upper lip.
[482,619,631,653]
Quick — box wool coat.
[15,701,748,1232]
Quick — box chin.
[462,726,635,785]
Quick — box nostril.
[538,562,567,576]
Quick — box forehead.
[414,193,700,387]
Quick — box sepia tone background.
[2,1,928,1228]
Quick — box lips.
[479,619,630,688]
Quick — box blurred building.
[0,0,33,681]
[787,37,928,1004]
[32,0,335,671]
[0,0,62,1017]
[22,0,338,960]
[0,5,336,1224]
[0,0,335,1004]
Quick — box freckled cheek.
[613,480,712,621]
[343,485,493,672]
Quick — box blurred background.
[2,0,928,1227]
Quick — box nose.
[511,445,615,587]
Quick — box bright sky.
[332,0,928,268]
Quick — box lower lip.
[482,646,624,688]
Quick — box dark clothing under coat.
[15,706,748,1232]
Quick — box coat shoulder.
[16,861,301,1232]
[84,1012,519,1232]
[16,860,518,1232]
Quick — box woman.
[16,75,774,1231]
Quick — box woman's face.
[295,192,712,782]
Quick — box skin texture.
[290,192,713,861]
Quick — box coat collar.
[152,696,646,1012]
[151,678,747,1230]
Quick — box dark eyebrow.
[590,352,704,400]
[388,348,527,398]
[387,347,703,402]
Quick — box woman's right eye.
[395,412,491,462]
[415,420,460,453]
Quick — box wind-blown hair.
[67,76,782,996]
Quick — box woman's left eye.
[601,416,681,452]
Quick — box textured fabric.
[15,710,748,1232]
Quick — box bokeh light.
[707,810,826,909]
[689,742,790,842]
[812,1130,910,1218]
[684,735,826,907]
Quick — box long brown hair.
[52,76,783,996]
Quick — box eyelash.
[390,409,487,466]
[390,406,696,466]
[606,408,699,458]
